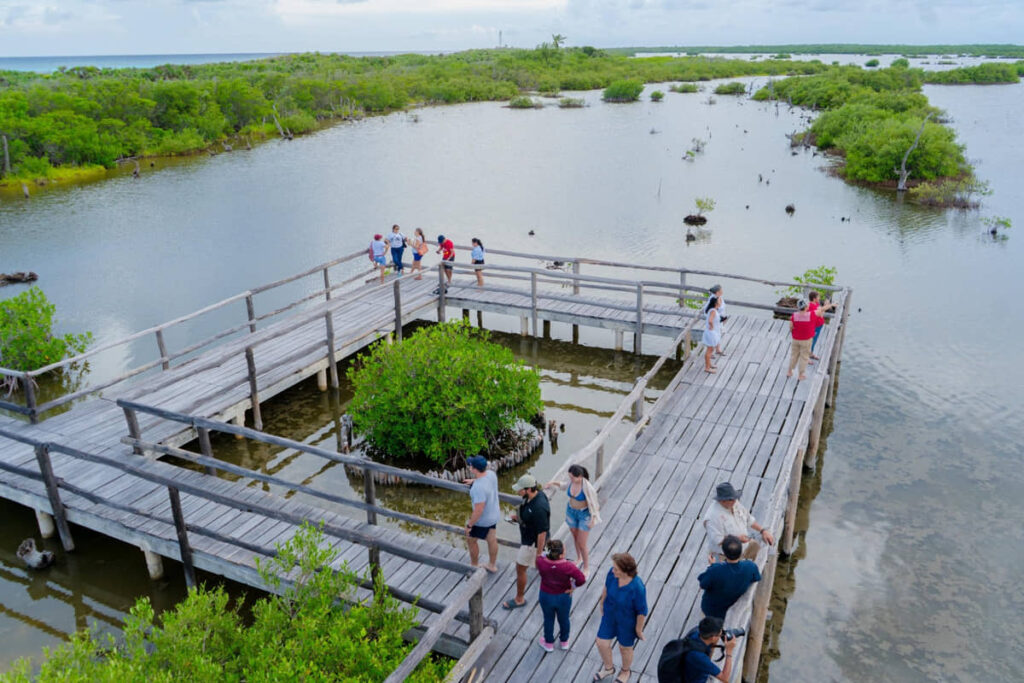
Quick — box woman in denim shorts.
[545,464,601,577]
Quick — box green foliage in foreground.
[755,66,971,183]
[713,82,747,95]
[347,321,542,465]
[1,525,450,682]
[779,266,838,298]
[0,48,828,182]
[0,287,91,373]
[603,79,645,102]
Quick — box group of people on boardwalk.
[463,452,771,683]
[368,226,486,287]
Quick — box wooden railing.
[0,424,495,682]
[0,249,375,423]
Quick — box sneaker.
[538,638,554,653]
[559,640,570,651]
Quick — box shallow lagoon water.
[1,70,1023,680]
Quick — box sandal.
[501,599,525,610]
[704,368,716,374]
[615,669,631,683]
[593,666,615,681]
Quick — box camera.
[721,628,746,642]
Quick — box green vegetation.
[603,79,645,102]
[755,66,974,185]
[908,176,991,208]
[0,48,829,186]
[650,90,665,102]
[713,82,747,95]
[1,525,450,682]
[891,58,910,68]
[923,62,1022,84]
[670,83,700,93]
[779,266,838,298]
[558,97,585,108]
[508,95,541,109]
[694,197,716,216]
[864,59,881,68]
[983,216,1012,237]
[616,44,1024,58]
[347,321,542,466]
[0,287,91,379]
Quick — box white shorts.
[515,544,536,566]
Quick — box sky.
[0,0,1022,56]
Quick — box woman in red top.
[807,291,836,362]
[787,299,816,381]
[535,539,586,652]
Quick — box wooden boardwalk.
[0,249,850,682]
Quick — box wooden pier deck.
[0,248,850,682]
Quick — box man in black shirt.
[502,474,550,610]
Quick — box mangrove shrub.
[602,79,644,102]
[1,525,451,682]
[713,82,747,95]
[346,321,542,465]
[0,287,92,373]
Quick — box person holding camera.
[697,535,761,619]
[807,291,835,362]
[657,616,738,683]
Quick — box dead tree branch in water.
[896,113,934,192]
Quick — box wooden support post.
[679,271,687,307]
[122,406,143,454]
[542,319,551,339]
[805,386,828,467]
[475,310,482,328]
[231,415,245,439]
[781,447,805,555]
[167,487,196,588]
[34,444,75,551]
[530,272,538,336]
[520,316,529,337]
[34,509,56,539]
[742,552,778,681]
[469,587,484,640]
[155,329,170,371]
[393,280,403,342]
[316,368,328,391]
[22,375,38,424]
[323,267,332,302]
[1,134,10,178]
[572,262,580,296]
[323,312,339,389]
[595,443,605,479]
[572,324,579,344]
[634,284,644,355]
[462,308,470,321]
[437,266,447,322]
[368,543,382,582]
[244,347,263,431]
[245,294,257,333]
[363,471,378,525]
[196,427,217,476]
[684,326,692,360]
[632,394,645,422]
[342,414,354,452]
[143,549,164,580]
[614,330,624,351]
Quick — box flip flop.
[501,600,525,610]
[593,666,615,681]
[484,565,499,574]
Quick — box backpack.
[657,631,707,683]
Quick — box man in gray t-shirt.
[464,455,499,572]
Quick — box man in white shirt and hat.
[702,482,774,563]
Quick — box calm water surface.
[1,75,1022,680]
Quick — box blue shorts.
[373,255,386,266]
[597,613,638,648]
[565,505,591,530]
[413,252,423,262]
[468,524,495,540]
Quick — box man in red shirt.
[787,299,815,381]
[436,234,455,287]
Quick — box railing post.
[122,405,143,455]
[34,444,75,552]
[245,294,257,333]
[634,283,644,355]
[631,388,645,423]
[684,324,692,360]
[530,271,538,336]
[21,374,39,424]
[323,267,332,302]
[572,261,580,296]
[679,271,687,307]
[196,427,217,476]
[323,311,340,389]
[469,587,484,640]
[167,486,196,588]
[437,266,447,322]
[369,543,382,582]
[393,280,403,342]
[364,466,378,526]
[244,347,263,430]
[595,443,605,479]
[155,329,170,371]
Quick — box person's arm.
[543,479,566,491]
[708,310,716,330]
[599,586,607,614]
[567,563,586,588]
[750,519,775,546]
[466,501,485,529]
[535,531,547,556]
[714,637,738,681]
[635,613,646,641]
[705,511,728,551]
[698,567,712,590]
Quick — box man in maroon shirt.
[787,299,815,381]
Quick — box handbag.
[416,241,429,256]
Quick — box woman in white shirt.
[388,224,406,275]
[470,238,485,287]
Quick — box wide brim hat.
[714,482,741,501]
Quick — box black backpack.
[657,629,708,683]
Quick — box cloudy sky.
[1,0,1021,56]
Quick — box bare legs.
[704,345,716,373]
[570,526,590,574]
[466,529,498,572]
[595,639,633,681]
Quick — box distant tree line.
[617,44,1024,59]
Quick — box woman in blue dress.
[702,296,722,374]
[594,552,647,683]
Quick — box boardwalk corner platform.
[0,246,851,682]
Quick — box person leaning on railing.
[702,482,774,564]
